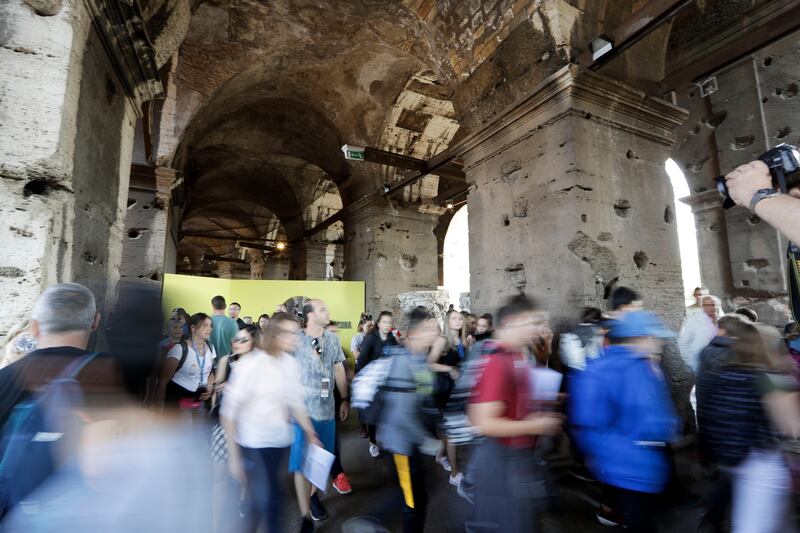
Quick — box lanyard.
[456,342,465,361]
[190,339,207,384]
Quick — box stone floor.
[276,417,800,532]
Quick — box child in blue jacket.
[570,311,680,532]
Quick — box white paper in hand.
[530,367,562,401]
[303,444,335,492]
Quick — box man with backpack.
[0,283,113,517]
[465,294,564,533]
[364,308,440,533]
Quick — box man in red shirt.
[466,294,563,532]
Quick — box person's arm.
[725,160,800,243]
[468,401,562,437]
[335,362,349,421]
[764,390,800,439]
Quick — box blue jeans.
[241,445,288,533]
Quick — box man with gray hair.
[678,294,721,374]
[0,282,109,428]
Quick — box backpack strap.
[60,352,101,381]
[175,341,189,373]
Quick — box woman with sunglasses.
[222,313,319,533]
[211,324,260,530]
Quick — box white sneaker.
[449,472,464,487]
[436,455,452,472]
[369,443,380,458]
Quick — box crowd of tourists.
[1,281,800,533]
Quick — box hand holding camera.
[724,160,773,208]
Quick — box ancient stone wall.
[345,201,440,319]
[673,31,800,326]
[0,0,141,337]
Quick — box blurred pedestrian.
[465,294,564,532]
[222,314,319,533]
[375,308,440,533]
[357,311,398,457]
[571,311,679,532]
[697,323,800,533]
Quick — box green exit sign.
[341,144,366,161]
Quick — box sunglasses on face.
[233,336,252,344]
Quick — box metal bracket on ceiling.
[697,76,718,98]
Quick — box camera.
[716,143,800,209]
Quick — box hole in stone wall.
[731,135,755,150]
[503,215,510,226]
[664,205,674,223]
[763,57,772,67]
[625,149,638,160]
[762,97,768,104]
[23,179,55,197]
[633,251,649,269]
[105,74,117,105]
[149,271,160,281]
[127,199,137,208]
[777,126,792,139]
[742,280,750,286]
[581,214,587,223]
[613,199,631,218]
[776,83,799,99]
[128,228,141,239]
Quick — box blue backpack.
[0,352,99,516]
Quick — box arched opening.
[442,205,470,310]
[665,158,702,306]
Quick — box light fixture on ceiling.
[446,200,454,210]
[382,184,391,194]
[588,34,614,62]
[275,242,286,251]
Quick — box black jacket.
[698,336,734,374]
[356,331,398,372]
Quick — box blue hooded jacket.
[570,345,679,493]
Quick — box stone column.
[247,249,266,280]
[344,200,440,318]
[216,261,234,280]
[120,164,175,284]
[461,65,694,417]
[0,0,161,337]
[305,241,330,281]
[462,65,688,329]
[680,191,734,300]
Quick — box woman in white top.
[221,312,318,533]
[156,312,216,408]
